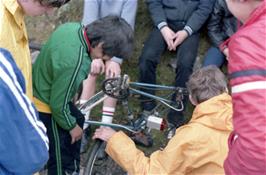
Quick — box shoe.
[130,132,153,147]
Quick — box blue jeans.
[202,46,226,67]
[138,26,199,126]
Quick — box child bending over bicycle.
[32,15,133,175]
[79,0,137,152]
[93,66,233,174]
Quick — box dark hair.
[186,66,228,104]
[39,0,70,8]
[85,15,134,59]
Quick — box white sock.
[101,106,115,123]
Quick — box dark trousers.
[39,102,84,175]
[139,25,199,126]
[203,46,227,67]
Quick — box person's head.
[225,0,263,23]
[85,15,134,61]
[186,66,228,105]
[17,0,70,16]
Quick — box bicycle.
[78,74,188,175]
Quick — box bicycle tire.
[83,140,126,175]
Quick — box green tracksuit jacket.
[33,23,91,130]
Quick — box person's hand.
[160,26,176,51]
[90,59,105,76]
[93,127,116,142]
[105,60,121,78]
[223,47,229,60]
[173,30,188,48]
[69,124,83,144]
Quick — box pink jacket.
[224,1,266,174]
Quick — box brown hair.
[186,66,228,104]
[85,15,134,59]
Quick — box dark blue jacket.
[0,48,49,174]
[147,0,215,34]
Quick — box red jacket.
[224,1,266,174]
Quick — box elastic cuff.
[111,57,123,64]
[219,44,227,52]
[67,121,77,131]
[183,25,193,36]
[157,21,168,30]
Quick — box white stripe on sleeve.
[0,53,49,149]
[232,81,266,93]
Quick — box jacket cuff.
[111,56,123,64]
[219,39,229,52]
[219,45,227,52]
[68,122,77,131]
[60,118,76,131]
[183,25,193,36]
[157,21,168,30]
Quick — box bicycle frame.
[78,74,188,133]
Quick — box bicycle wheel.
[83,139,126,175]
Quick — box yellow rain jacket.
[0,0,32,99]
[106,93,233,175]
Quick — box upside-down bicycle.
[29,43,188,175]
[78,74,188,175]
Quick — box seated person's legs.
[202,46,226,67]
[138,28,167,111]
[167,33,200,128]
